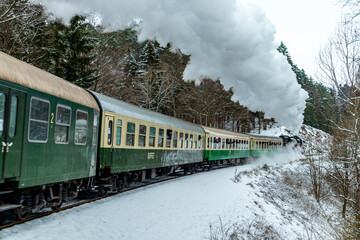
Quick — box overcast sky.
[241,0,343,78]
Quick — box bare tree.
[0,1,50,66]
[340,0,360,23]
[318,22,360,237]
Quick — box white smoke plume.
[37,0,308,130]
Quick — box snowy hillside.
[0,125,337,240]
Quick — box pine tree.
[64,15,97,88]
[277,42,338,133]
[47,15,98,88]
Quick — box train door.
[104,115,115,166]
[0,86,26,182]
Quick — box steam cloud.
[37,0,308,130]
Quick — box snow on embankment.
[212,160,337,239]
[298,125,332,154]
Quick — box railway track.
[0,163,234,231]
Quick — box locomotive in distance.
[0,51,289,220]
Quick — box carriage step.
[0,204,21,212]
[0,190,13,195]
[99,184,113,188]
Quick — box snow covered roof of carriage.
[0,51,99,110]
[90,91,204,133]
[202,126,251,139]
[248,134,282,141]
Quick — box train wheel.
[15,207,30,221]
[51,202,63,211]
[98,186,108,196]
[183,166,189,175]
[190,164,196,174]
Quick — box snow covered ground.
[1,125,336,240]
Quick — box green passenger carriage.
[203,126,251,164]
[249,135,284,157]
[0,51,100,218]
[90,92,205,188]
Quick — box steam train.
[0,51,286,220]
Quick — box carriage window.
[0,93,4,137]
[194,135,197,148]
[138,125,146,147]
[207,137,210,148]
[166,129,172,148]
[55,105,71,144]
[8,96,18,138]
[107,120,113,145]
[173,131,178,148]
[158,128,164,147]
[210,137,213,149]
[29,97,50,142]
[180,133,184,148]
[198,136,202,148]
[190,134,193,148]
[126,122,135,146]
[116,119,122,146]
[75,110,88,145]
[92,111,99,146]
[185,133,189,148]
[149,127,156,147]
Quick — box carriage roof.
[90,91,204,133]
[0,51,99,110]
[248,134,283,141]
[202,126,251,139]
